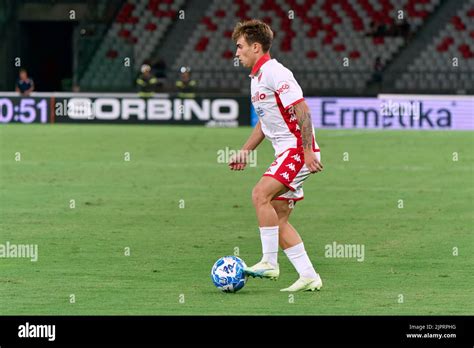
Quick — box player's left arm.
[291,101,323,173]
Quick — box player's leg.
[244,176,287,279]
[251,175,287,227]
[272,199,322,292]
[271,199,302,250]
[272,156,324,292]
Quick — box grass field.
[0,124,473,315]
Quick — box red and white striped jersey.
[250,53,319,156]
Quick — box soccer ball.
[211,256,248,293]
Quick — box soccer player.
[229,19,324,292]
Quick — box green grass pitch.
[0,124,472,315]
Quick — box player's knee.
[252,185,271,207]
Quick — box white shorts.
[263,148,321,202]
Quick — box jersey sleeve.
[267,66,304,110]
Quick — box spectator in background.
[175,66,197,98]
[79,26,96,37]
[367,20,387,38]
[370,56,384,86]
[15,69,35,96]
[136,64,158,98]
[367,20,377,36]
[374,21,387,38]
[397,18,411,40]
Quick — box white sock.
[259,226,279,266]
[284,242,318,279]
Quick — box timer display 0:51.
[0,98,48,123]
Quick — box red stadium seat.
[349,50,361,59]
[201,17,218,31]
[333,44,346,52]
[235,0,250,19]
[215,9,226,18]
[195,37,209,52]
[106,49,118,59]
[451,16,466,31]
[116,3,135,24]
[145,22,157,31]
[436,37,454,52]
[222,50,234,59]
[405,0,430,18]
[306,50,318,59]
[373,36,385,45]
[262,16,272,25]
[118,29,131,38]
[458,44,474,59]
[148,0,158,11]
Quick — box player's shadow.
[203,287,277,295]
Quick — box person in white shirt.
[229,19,324,292]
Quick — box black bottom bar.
[0,316,472,346]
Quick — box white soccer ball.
[211,256,247,293]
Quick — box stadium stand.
[72,0,472,94]
[173,0,441,92]
[396,0,474,91]
[79,0,185,90]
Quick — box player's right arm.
[241,120,265,151]
[229,120,264,171]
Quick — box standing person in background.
[136,64,158,98]
[370,56,384,87]
[397,18,411,40]
[175,66,197,98]
[15,69,35,97]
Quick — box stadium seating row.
[79,0,472,92]
[80,0,184,89]
[174,0,441,90]
[396,0,474,91]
